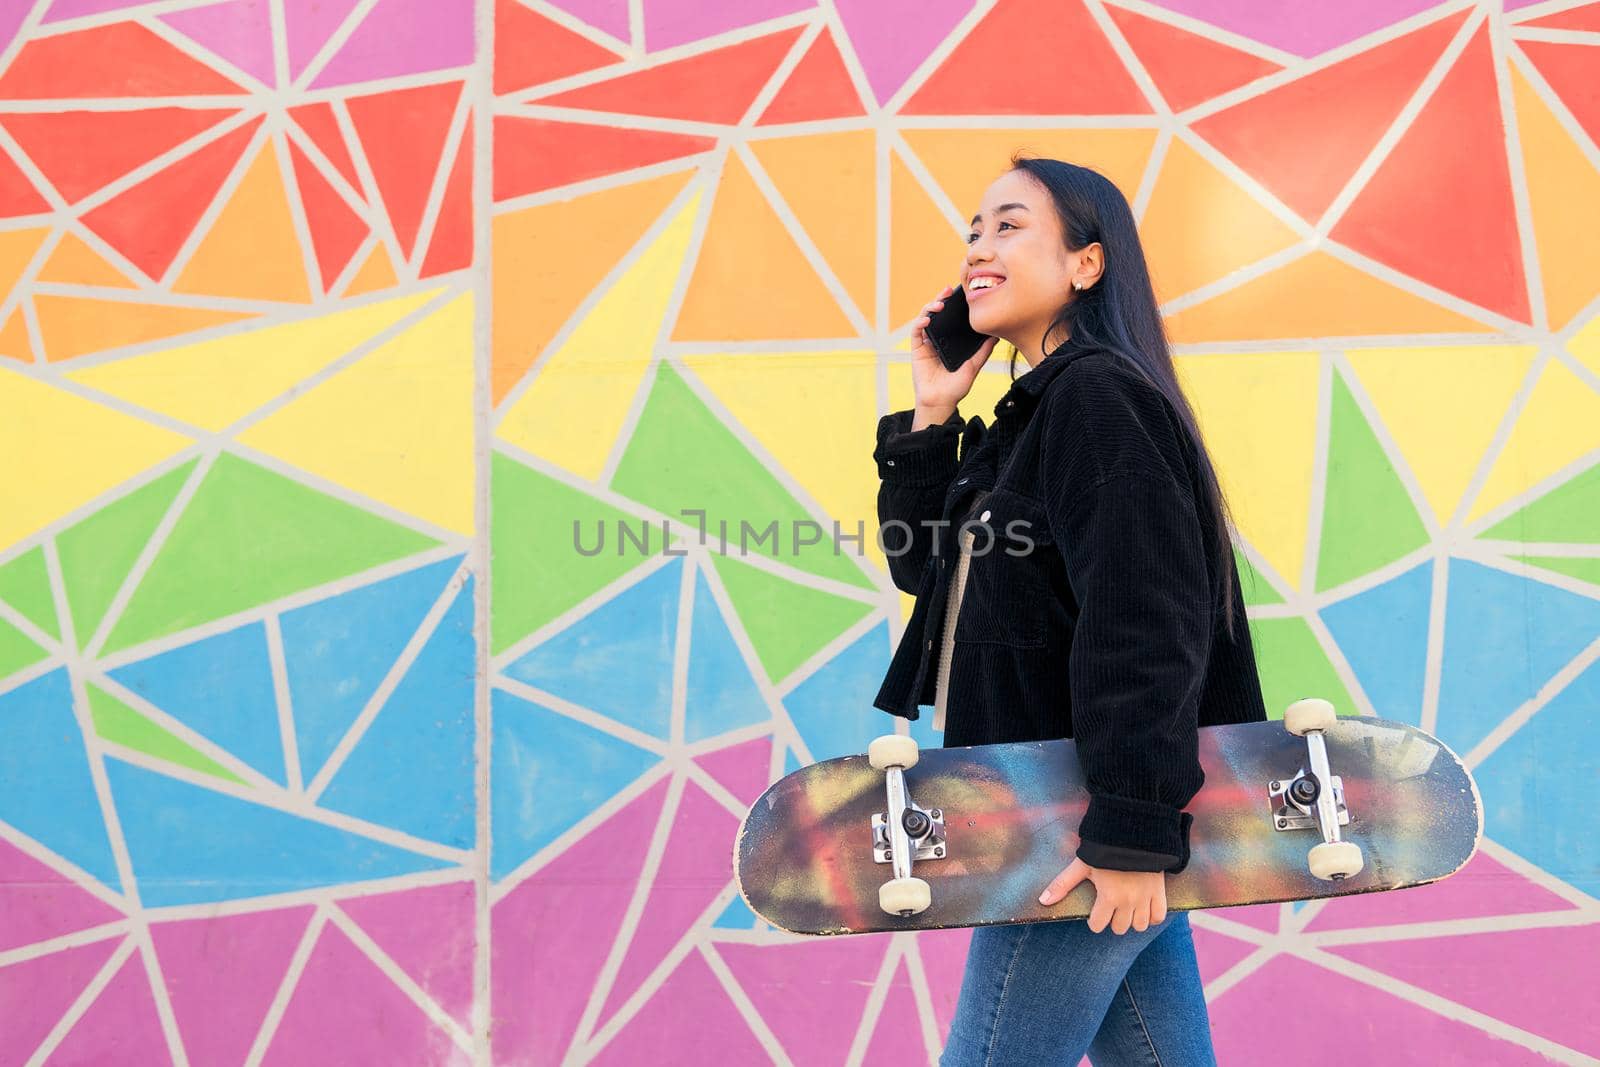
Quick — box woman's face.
[961,169,1100,364]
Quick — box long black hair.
[1005,153,1243,640]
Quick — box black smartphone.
[923,284,991,373]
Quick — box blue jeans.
[939,912,1217,1066]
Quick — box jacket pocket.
[952,489,1051,648]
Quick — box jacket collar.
[992,341,1103,421]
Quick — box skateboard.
[734,700,1482,935]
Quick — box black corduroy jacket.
[871,341,1268,873]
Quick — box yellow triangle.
[343,240,400,297]
[889,148,965,330]
[1141,139,1302,303]
[1568,311,1600,378]
[1510,65,1600,332]
[1172,351,1320,589]
[498,191,704,481]
[34,295,257,362]
[0,227,48,295]
[1468,357,1600,525]
[888,354,1018,423]
[1346,343,1536,526]
[174,140,312,303]
[38,231,137,289]
[1164,251,1497,343]
[66,288,445,432]
[236,291,475,534]
[0,364,191,547]
[748,130,877,322]
[671,155,854,342]
[0,307,33,363]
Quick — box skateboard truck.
[866,734,944,916]
[1273,699,1365,881]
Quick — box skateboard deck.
[734,707,1482,935]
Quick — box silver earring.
[1072,280,1082,290]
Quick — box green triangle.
[491,451,690,655]
[0,546,59,640]
[708,552,875,684]
[58,462,196,645]
[1316,371,1430,592]
[1235,546,1283,606]
[611,363,875,594]
[1510,554,1600,588]
[1482,460,1600,542]
[1247,614,1361,722]
[0,615,47,681]
[86,684,243,785]
[103,453,440,653]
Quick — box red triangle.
[495,0,624,97]
[1330,25,1531,323]
[289,102,362,194]
[0,144,50,217]
[1192,9,1469,223]
[80,118,262,281]
[494,115,717,201]
[529,25,806,124]
[1519,1,1600,32]
[1104,5,1283,111]
[420,117,473,278]
[1518,40,1600,152]
[756,30,866,124]
[347,81,462,258]
[1,108,236,204]
[904,0,1150,115]
[288,140,369,291]
[0,22,245,99]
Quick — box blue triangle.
[320,577,477,849]
[784,746,804,775]
[1320,559,1434,727]
[490,687,659,881]
[110,621,286,784]
[685,566,770,742]
[104,757,452,906]
[1478,657,1600,897]
[0,669,121,892]
[1437,557,1600,755]
[279,556,461,780]
[713,893,758,930]
[503,557,681,740]
[783,621,893,762]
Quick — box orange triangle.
[174,139,312,303]
[889,149,964,330]
[672,154,854,342]
[756,31,866,124]
[34,294,256,362]
[1331,26,1530,324]
[904,0,1150,115]
[0,226,47,296]
[342,241,400,296]
[1192,10,1469,223]
[38,231,138,289]
[529,25,805,124]
[1103,5,1282,111]
[495,0,624,96]
[0,307,33,363]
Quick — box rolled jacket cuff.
[1076,793,1193,874]
[873,408,963,485]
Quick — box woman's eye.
[965,221,1014,244]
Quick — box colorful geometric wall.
[2,0,1597,1063]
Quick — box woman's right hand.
[909,284,999,419]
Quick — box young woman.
[870,156,1269,1065]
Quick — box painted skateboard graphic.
[734,700,1482,935]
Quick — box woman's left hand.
[1038,858,1167,935]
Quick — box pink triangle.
[339,881,474,1028]
[1328,923,1600,1054]
[43,0,157,20]
[149,906,313,1067]
[1209,953,1558,1064]
[0,937,120,1064]
[1191,924,1260,984]
[589,951,767,1067]
[1304,851,1576,933]
[160,0,276,86]
[693,735,773,808]
[491,776,670,1067]
[0,839,123,952]
[262,924,463,1065]
[309,0,474,88]
[1210,900,1285,933]
[284,0,363,79]
[598,781,740,1026]
[863,962,932,1062]
[831,0,975,105]
[719,937,888,1065]
[544,0,628,42]
[916,925,972,1041]
[50,950,171,1065]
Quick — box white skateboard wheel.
[1284,698,1338,736]
[1309,840,1364,880]
[879,876,932,916]
[868,734,919,771]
